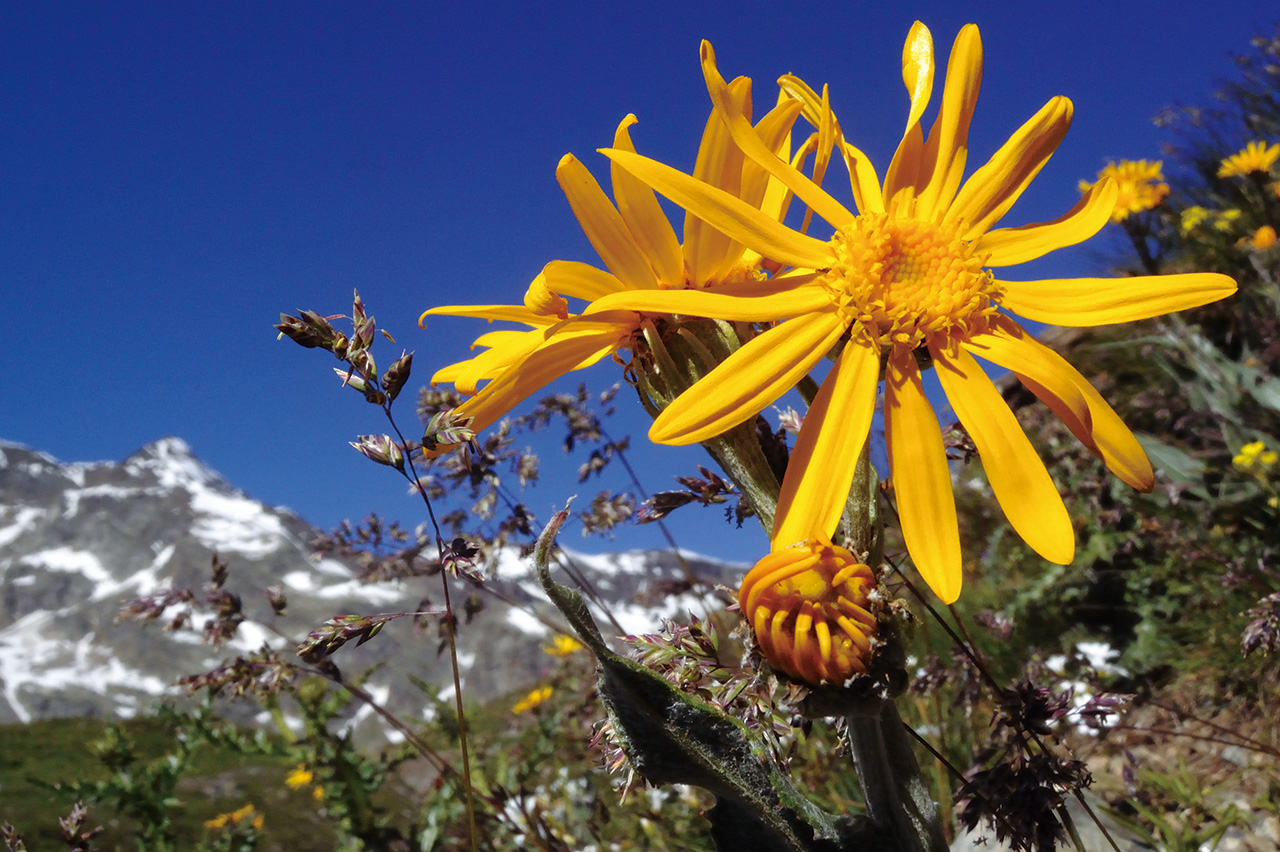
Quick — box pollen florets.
[824,214,999,349]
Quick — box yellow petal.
[582,280,829,323]
[934,345,1074,564]
[884,119,925,214]
[949,96,1073,239]
[740,97,806,219]
[900,22,935,141]
[540,259,630,301]
[601,147,834,269]
[963,317,1153,491]
[838,137,886,215]
[611,116,684,287]
[524,272,568,318]
[437,330,542,395]
[420,304,555,327]
[556,153,659,290]
[773,333,881,547]
[916,24,982,220]
[452,320,632,438]
[999,272,1237,326]
[650,311,846,445]
[884,351,961,603]
[686,77,753,285]
[700,41,855,231]
[976,178,1117,267]
[774,76,842,223]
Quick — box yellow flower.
[313,785,326,802]
[1079,160,1169,223]
[285,765,314,790]
[252,815,265,830]
[1250,225,1278,250]
[420,97,810,453]
[543,635,584,656]
[1234,440,1279,470]
[588,25,1236,603]
[739,540,877,683]
[1182,206,1243,234]
[1180,206,1210,232]
[1218,140,1280,178]
[1213,208,1242,232]
[512,685,553,714]
[203,805,260,831]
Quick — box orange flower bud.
[739,540,878,684]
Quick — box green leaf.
[1136,434,1206,486]
[531,503,872,852]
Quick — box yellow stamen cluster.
[738,540,877,684]
[1218,141,1280,179]
[824,214,997,350]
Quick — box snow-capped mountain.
[0,437,744,736]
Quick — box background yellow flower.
[1218,140,1280,177]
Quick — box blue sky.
[3,1,1275,565]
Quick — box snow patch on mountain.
[64,484,162,518]
[0,610,170,723]
[19,547,112,585]
[0,506,45,548]
[190,489,287,557]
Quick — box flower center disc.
[824,214,998,349]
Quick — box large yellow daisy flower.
[581,23,1236,603]
[420,94,811,449]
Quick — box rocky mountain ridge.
[0,437,742,738]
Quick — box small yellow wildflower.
[1234,440,1279,471]
[1180,206,1210,232]
[1249,225,1277,250]
[313,785,326,802]
[1213,208,1243,232]
[285,766,314,790]
[543,635,584,657]
[1181,206,1242,234]
[1217,140,1280,178]
[1080,160,1170,222]
[204,804,259,831]
[252,814,265,830]
[512,685,553,714]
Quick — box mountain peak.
[123,437,219,490]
